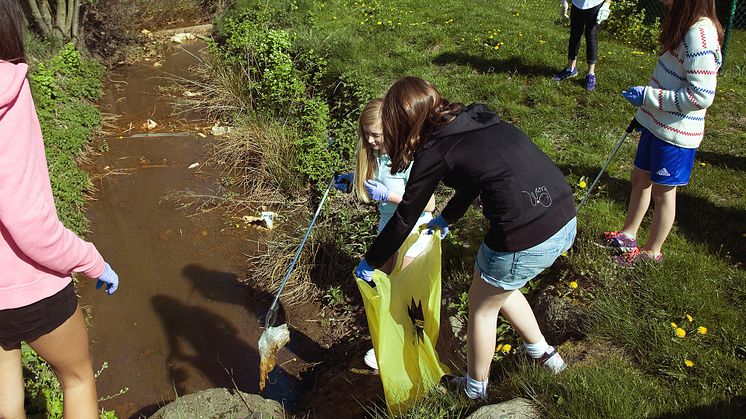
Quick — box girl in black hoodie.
[354,77,576,399]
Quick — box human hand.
[364,180,390,202]
[355,258,375,285]
[596,3,610,24]
[426,215,449,239]
[561,0,569,18]
[622,86,645,107]
[334,172,354,193]
[96,263,119,295]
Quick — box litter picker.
[258,174,336,391]
[576,118,640,212]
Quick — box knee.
[0,401,25,419]
[651,185,675,204]
[630,171,652,190]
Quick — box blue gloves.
[622,86,645,107]
[334,172,354,193]
[596,3,611,24]
[355,258,375,285]
[426,215,449,239]
[96,263,119,295]
[364,180,390,202]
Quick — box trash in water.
[258,323,290,392]
[142,119,158,130]
[170,33,196,44]
[188,162,200,169]
[242,211,276,229]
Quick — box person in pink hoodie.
[0,1,120,418]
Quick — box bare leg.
[28,305,98,419]
[567,58,578,70]
[0,344,25,419]
[588,63,596,75]
[466,269,513,381]
[499,291,544,344]
[642,184,676,256]
[621,168,653,237]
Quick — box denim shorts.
[634,126,697,186]
[475,217,577,290]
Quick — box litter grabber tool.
[576,118,640,212]
[258,175,336,392]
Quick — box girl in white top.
[335,98,435,369]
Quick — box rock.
[150,388,284,419]
[466,397,541,419]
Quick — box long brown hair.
[382,77,463,175]
[0,0,26,64]
[354,98,383,203]
[660,0,723,54]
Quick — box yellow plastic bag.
[355,232,449,414]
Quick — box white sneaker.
[364,348,378,370]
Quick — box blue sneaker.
[586,74,597,91]
[552,67,578,81]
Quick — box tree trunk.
[65,0,76,36]
[53,0,68,39]
[39,0,54,32]
[70,0,81,45]
[25,0,53,38]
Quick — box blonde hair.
[354,98,383,203]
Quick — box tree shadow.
[696,151,746,172]
[653,396,746,419]
[432,51,558,77]
[560,163,746,264]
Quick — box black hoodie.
[364,104,576,268]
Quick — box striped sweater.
[636,17,722,149]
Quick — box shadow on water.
[560,163,746,264]
[432,51,558,77]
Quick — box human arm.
[561,0,569,18]
[440,188,480,225]
[384,190,436,213]
[364,150,447,267]
[597,1,611,24]
[642,24,721,112]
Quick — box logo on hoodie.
[522,186,552,207]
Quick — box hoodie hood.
[430,103,501,139]
[0,61,28,120]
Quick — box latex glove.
[355,258,375,285]
[622,86,645,107]
[596,3,610,24]
[364,180,390,203]
[426,215,449,239]
[96,263,119,295]
[561,0,569,18]
[334,172,354,193]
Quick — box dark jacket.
[365,104,575,268]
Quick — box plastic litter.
[258,323,290,392]
[242,211,276,229]
[142,119,157,130]
[188,162,200,169]
[170,33,196,44]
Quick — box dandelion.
[494,45,500,50]
[578,180,587,188]
[561,251,568,257]
[684,359,695,368]
[569,281,578,289]
[377,21,382,25]
[698,326,708,335]
[539,40,546,44]
[699,162,706,167]
[675,327,686,338]
[501,344,512,353]
[495,344,503,352]
[671,322,678,328]
[686,314,693,322]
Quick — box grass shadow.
[696,151,746,172]
[432,52,558,77]
[653,396,746,419]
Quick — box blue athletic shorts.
[634,127,697,186]
[475,217,577,291]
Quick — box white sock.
[464,374,488,399]
[620,231,636,239]
[524,338,567,374]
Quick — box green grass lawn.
[217,0,746,416]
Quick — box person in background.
[335,98,436,370]
[553,0,612,91]
[0,1,120,417]
[603,0,723,266]
[355,77,576,400]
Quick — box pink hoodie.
[0,60,105,310]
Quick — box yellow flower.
[698,326,708,335]
[494,45,500,50]
[578,180,587,188]
[686,314,693,322]
[501,344,512,353]
[684,359,695,368]
[495,344,503,352]
[569,281,578,289]
[377,21,382,25]
[671,322,678,328]
[539,40,546,44]
[699,162,706,167]
[675,327,686,338]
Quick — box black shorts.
[0,282,78,349]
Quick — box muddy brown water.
[78,40,312,418]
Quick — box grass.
[203,0,746,416]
